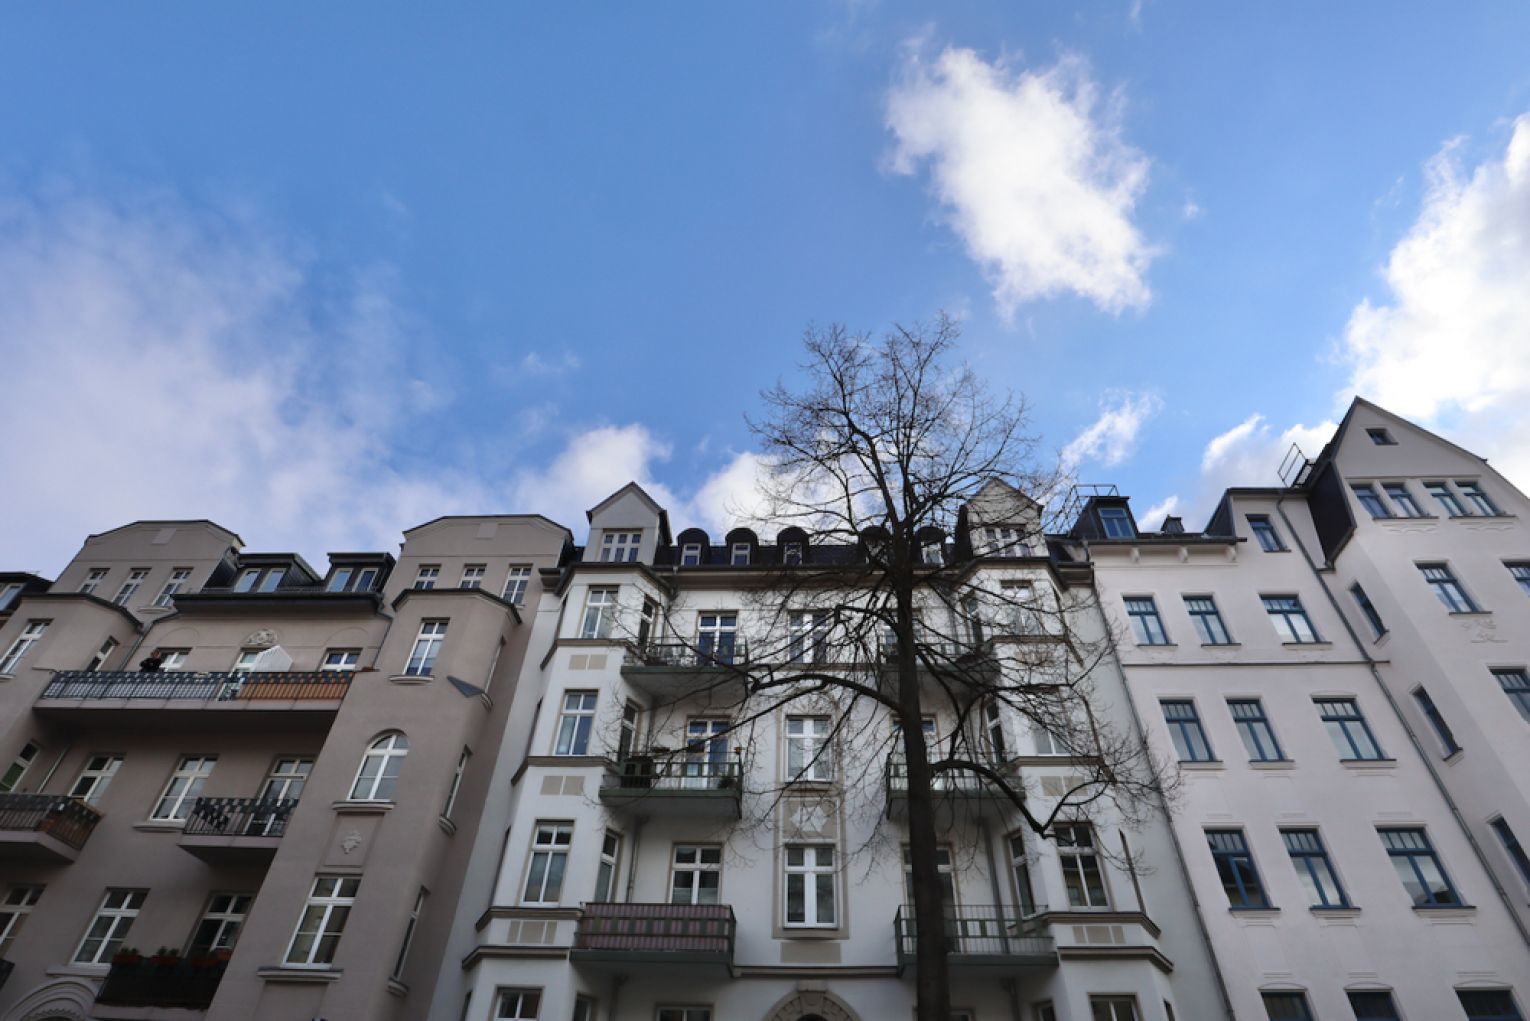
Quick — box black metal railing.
[575,902,735,958]
[885,753,1011,795]
[611,754,742,791]
[96,958,227,1009]
[183,796,298,838]
[41,670,352,703]
[893,904,1054,959]
[624,642,750,669]
[0,793,102,850]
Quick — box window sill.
[1412,904,1475,918]
[258,966,343,983]
[1136,642,1177,649]
[133,820,187,832]
[1177,760,1224,771]
[1201,642,1240,648]
[387,978,409,998]
[332,799,394,814]
[46,964,108,978]
[1441,748,1465,765]
[1448,611,1491,618]
[780,928,844,940]
[0,673,14,682]
[1281,641,1332,648]
[438,815,458,836]
[1228,907,1279,916]
[1248,760,1296,770]
[1338,758,1397,770]
[1310,906,1359,916]
[389,673,433,685]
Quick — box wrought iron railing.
[41,670,352,703]
[885,753,1012,795]
[624,642,750,669]
[575,902,735,957]
[611,754,742,791]
[96,958,227,1009]
[0,793,102,850]
[183,796,299,838]
[893,904,1054,959]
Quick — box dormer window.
[731,543,750,566]
[921,542,944,566]
[234,567,286,593]
[981,527,1025,555]
[681,544,703,567]
[1098,507,1133,539]
[1367,428,1397,446]
[600,532,642,563]
[783,543,803,566]
[327,566,380,593]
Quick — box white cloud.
[886,46,1156,317]
[1138,494,1180,530]
[1168,413,1335,528]
[1062,392,1162,470]
[683,451,777,536]
[519,350,582,377]
[510,425,681,535]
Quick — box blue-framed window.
[1378,827,1462,907]
[1489,817,1530,892]
[1281,829,1348,908]
[1184,596,1232,644]
[1263,595,1321,643]
[1493,668,1530,723]
[1161,701,1215,762]
[1207,829,1269,908]
[1507,563,1530,597]
[1352,483,1391,519]
[1248,515,1285,552]
[1315,698,1386,761]
[1124,597,1169,645]
[1261,991,1313,1020]
[1457,481,1502,516]
[1419,563,1478,613]
[1382,483,1424,517]
[1228,699,1285,762]
[1098,506,1134,539]
[1457,990,1525,1020]
[1425,481,1468,517]
[1412,687,1460,757]
[1347,991,1401,1020]
[1350,583,1386,639]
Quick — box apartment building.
[0,514,570,1021]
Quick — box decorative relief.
[765,991,859,1021]
[244,629,279,648]
[1459,617,1506,644]
[340,830,363,854]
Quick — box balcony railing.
[96,958,227,1010]
[611,755,742,790]
[624,642,750,669]
[183,796,298,838]
[885,753,1012,795]
[40,670,352,703]
[574,902,735,959]
[893,904,1055,962]
[0,793,102,850]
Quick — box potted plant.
[150,946,181,967]
[111,947,143,967]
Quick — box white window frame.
[731,543,751,566]
[443,748,469,819]
[671,845,723,905]
[158,648,190,671]
[68,754,123,806]
[79,568,108,595]
[391,887,426,981]
[153,568,193,607]
[681,543,703,566]
[579,588,618,639]
[599,531,642,563]
[656,1008,712,1021]
[788,610,829,664]
[189,892,252,954]
[594,829,623,902]
[405,620,448,676]
[152,755,217,822]
[522,822,573,905]
[85,637,119,672]
[1090,996,1140,1021]
[1056,822,1110,908]
[554,691,598,755]
[260,757,313,802]
[496,989,543,1019]
[112,569,149,606]
[785,715,832,781]
[783,844,837,927]
[284,875,359,967]
[503,565,532,604]
[0,884,43,954]
[350,733,408,801]
[413,565,440,590]
[0,741,41,793]
[74,888,146,965]
[0,583,21,612]
[322,648,361,672]
[459,564,486,589]
[0,620,48,674]
[230,649,262,674]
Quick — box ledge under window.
[1338,758,1397,770]
[1177,760,1224,771]
[1282,641,1333,649]
[257,966,343,983]
[1248,760,1296,770]
[1412,904,1475,918]
[438,815,457,836]
[332,799,394,814]
[133,820,187,832]
[389,673,432,685]
[1228,906,1279,917]
[1310,905,1359,916]
[1448,611,1492,618]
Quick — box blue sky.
[3,3,1530,573]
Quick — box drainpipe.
[623,817,645,902]
[1276,497,1530,952]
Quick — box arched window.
[351,733,409,801]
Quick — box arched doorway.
[762,991,860,1021]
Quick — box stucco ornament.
[763,990,859,1021]
[340,830,363,854]
[243,628,279,648]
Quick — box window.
[1010,833,1037,914]
[0,620,48,674]
[391,888,425,980]
[231,649,263,674]
[1261,992,1313,1020]
[1124,597,1169,645]
[618,701,639,760]
[233,566,285,593]
[1366,427,1397,445]
[783,541,803,565]
[153,568,193,607]
[984,700,1010,760]
[1493,668,1530,722]
[555,691,597,755]
[1282,829,1347,907]
[85,637,118,672]
[1161,701,1215,762]
[900,845,955,905]
[285,876,359,966]
[1347,991,1401,1021]
[1181,596,1232,644]
[671,845,723,904]
[731,543,751,566]
[600,531,641,563]
[112,568,148,606]
[573,998,596,1021]
[254,758,311,834]
[0,741,40,792]
[326,564,380,592]
[522,822,573,904]
[1458,481,1502,515]
[1458,991,1525,1021]
[74,889,146,964]
[68,754,123,805]
[1263,595,1320,643]
[1489,817,1530,892]
[1002,580,1045,634]
[1098,506,1133,538]
[189,893,252,954]
[1056,823,1109,907]
[580,588,618,639]
[459,564,486,589]
[1352,483,1391,518]
[696,612,738,665]
[1412,687,1460,756]
[656,1009,711,1021]
[79,568,109,595]
[153,755,216,821]
[1382,483,1424,517]
[0,583,21,612]
[1248,515,1285,552]
[406,620,448,676]
[1035,1003,1057,1021]
[351,733,408,801]
[1316,698,1386,760]
[443,748,469,819]
[413,565,440,590]
[0,885,43,954]
[785,715,832,781]
[921,539,945,566]
[326,567,352,592]
[594,830,622,902]
[1350,583,1386,638]
[1378,827,1461,906]
[981,525,1027,555]
[1090,997,1140,1021]
[1228,700,1285,762]
[1420,563,1478,612]
[1425,481,1467,516]
[496,989,541,1019]
[503,566,532,604]
[1208,829,1269,908]
[1509,562,1530,597]
[788,610,829,664]
[322,648,361,671]
[158,648,189,671]
[783,844,836,926]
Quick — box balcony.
[620,642,751,699]
[37,671,351,730]
[179,797,297,865]
[0,793,102,863]
[599,755,742,818]
[893,904,1056,971]
[95,957,227,1013]
[884,753,1018,820]
[572,903,735,970]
